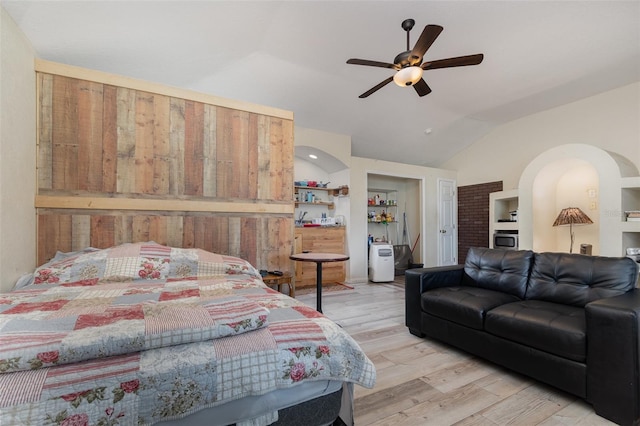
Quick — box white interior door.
[438,178,457,265]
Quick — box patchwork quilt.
[0,243,376,425]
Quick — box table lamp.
[552,207,593,253]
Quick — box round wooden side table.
[262,272,294,297]
[289,252,349,312]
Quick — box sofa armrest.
[586,289,640,426]
[405,265,464,336]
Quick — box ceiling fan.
[346,19,484,98]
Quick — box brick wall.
[457,181,503,264]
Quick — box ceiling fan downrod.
[402,18,415,51]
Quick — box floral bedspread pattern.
[0,243,376,425]
[0,243,270,373]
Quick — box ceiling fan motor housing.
[394,50,422,68]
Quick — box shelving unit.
[367,189,399,243]
[489,189,519,248]
[294,185,348,210]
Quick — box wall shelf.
[622,177,640,221]
[294,185,349,211]
[295,185,348,196]
[621,221,640,232]
[367,203,397,208]
[295,201,334,208]
[494,221,519,231]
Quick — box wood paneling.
[38,74,293,201]
[36,63,294,271]
[35,194,293,214]
[36,59,293,120]
[37,212,293,273]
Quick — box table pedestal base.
[289,252,349,313]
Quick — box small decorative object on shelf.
[368,197,396,206]
[367,210,395,223]
[626,211,640,222]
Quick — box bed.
[0,242,375,425]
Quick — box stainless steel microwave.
[493,231,518,250]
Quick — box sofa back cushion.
[527,252,638,306]
[462,247,534,299]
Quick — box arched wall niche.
[294,145,349,174]
[531,160,600,253]
[519,144,636,256]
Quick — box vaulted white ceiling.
[3,1,639,167]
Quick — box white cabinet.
[489,190,519,248]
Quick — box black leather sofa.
[405,247,640,425]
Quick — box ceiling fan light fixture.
[393,66,423,87]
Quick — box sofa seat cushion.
[485,300,586,362]
[421,286,521,330]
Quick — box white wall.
[294,127,351,167]
[0,7,36,293]
[443,82,640,189]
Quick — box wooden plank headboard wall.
[34,60,294,272]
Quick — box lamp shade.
[393,66,423,87]
[552,207,593,227]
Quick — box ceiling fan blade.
[358,76,394,98]
[422,53,484,70]
[347,58,398,69]
[410,25,444,62]
[413,79,432,97]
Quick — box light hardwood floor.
[295,279,615,426]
